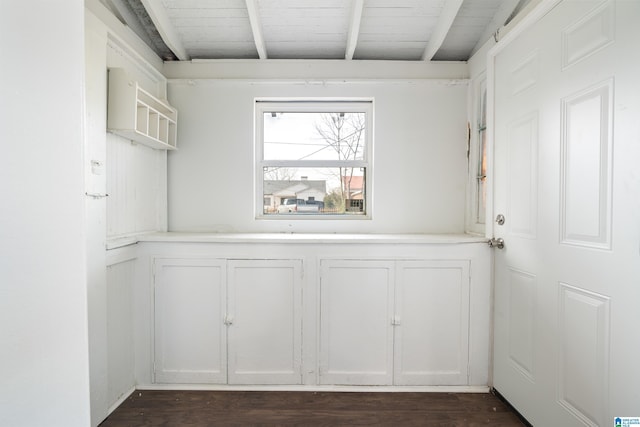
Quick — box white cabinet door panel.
[394,260,470,385]
[154,258,226,383]
[227,260,302,385]
[319,260,395,385]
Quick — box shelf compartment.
[108,68,178,150]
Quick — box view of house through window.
[256,101,372,218]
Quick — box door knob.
[488,238,505,249]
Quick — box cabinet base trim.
[136,384,489,393]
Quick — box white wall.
[83,3,170,424]
[167,79,469,233]
[0,1,91,426]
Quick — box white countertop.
[109,232,488,247]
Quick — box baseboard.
[107,385,137,415]
[135,384,490,393]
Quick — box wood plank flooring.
[99,390,527,426]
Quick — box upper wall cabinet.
[107,68,177,150]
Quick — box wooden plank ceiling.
[103,0,526,62]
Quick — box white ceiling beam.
[421,0,464,61]
[245,0,268,60]
[140,0,190,61]
[345,0,364,60]
[470,0,521,57]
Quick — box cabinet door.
[394,260,470,385]
[319,260,395,385]
[227,260,302,385]
[154,258,226,383]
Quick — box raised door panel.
[319,260,394,385]
[227,260,303,385]
[154,258,226,384]
[394,260,470,385]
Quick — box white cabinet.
[154,258,227,384]
[227,260,302,384]
[107,68,177,150]
[393,261,470,385]
[319,260,395,385]
[153,258,302,385]
[319,259,470,386]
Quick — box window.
[468,76,488,233]
[476,80,488,225]
[256,100,373,219]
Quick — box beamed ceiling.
[101,0,531,62]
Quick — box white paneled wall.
[106,133,166,238]
[106,257,136,408]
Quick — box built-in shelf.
[107,68,177,150]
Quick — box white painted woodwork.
[161,0,258,59]
[0,1,91,426]
[107,68,178,150]
[506,268,536,382]
[436,0,520,61]
[507,112,538,238]
[227,260,303,384]
[106,134,166,239]
[345,0,364,60]
[154,258,227,383]
[557,283,610,426]
[355,0,442,60]
[319,259,471,386]
[106,258,136,407]
[421,0,464,61]
[134,238,491,388]
[491,0,640,424]
[167,79,468,234]
[394,261,470,385]
[141,0,190,60]
[561,1,614,70]
[560,79,613,249]
[319,260,395,385]
[85,11,110,426]
[245,0,267,60]
[123,0,522,62]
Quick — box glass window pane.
[263,112,366,161]
[477,129,487,224]
[263,167,366,216]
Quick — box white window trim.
[255,99,374,220]
[466,74,487,235]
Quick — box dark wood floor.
[99,390,526,426]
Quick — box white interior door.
[492,1,640,425]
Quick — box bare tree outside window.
[314,113,365,211]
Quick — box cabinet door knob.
[224,315,234,326]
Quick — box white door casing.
[491,1,640,425]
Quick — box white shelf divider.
[107,68,177,150]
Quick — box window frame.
[466,74,488,234]
[255,99,374,220]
